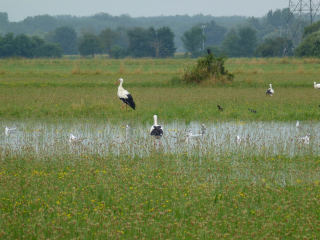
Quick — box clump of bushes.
[178,53,234,84]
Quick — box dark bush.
[180,53,234,84]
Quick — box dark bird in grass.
[207,49,212,55]
[217,105,223,112]
[248,109,257,113]
[318,105,320,107]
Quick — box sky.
[3,0,289,22]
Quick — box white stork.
[314,82,320,89]
[150,115,163,139]
[68,134,86,143]
[297,134,310,145]
[115,78,135,110]
[296,121,302,129]
[3,126,17,136]
[201,123,207,134]
[266,84,274,96]
[236,136,247,145]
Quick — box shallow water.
[0,120,318,158]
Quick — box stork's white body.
[4,126,16,136]
[297,134,310,145]
[186,130,203,141]
[266,84,274,96]
[314,82,320,89]
[68,134,85,143]
[201,124,207,134]
[116,78,135,110]
[296,121,301,129]
[150,115,163,139]
[236,136,246,145]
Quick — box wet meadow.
[0,57,320,239]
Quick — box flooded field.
[1,120,318,158]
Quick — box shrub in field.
[180,53,234,84]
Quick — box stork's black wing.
[150,126,163,136]
[120,94,136,110]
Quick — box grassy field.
[1,57,320,239]
[0,57,320,123]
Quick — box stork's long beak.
[115,80,120,85]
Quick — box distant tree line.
[0,8,319,58]
[0,33,63,58]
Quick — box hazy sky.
[3,0,288,22]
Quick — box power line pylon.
[286,0,320,49]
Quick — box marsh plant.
[178,53,234,84]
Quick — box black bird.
[217,105,223,112]
[207,49,212,55]
[248,109,257,113]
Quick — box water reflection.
[0,120,318,158]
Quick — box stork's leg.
[121,102,124,110]
[126,104,127,110]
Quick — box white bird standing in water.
[314,82,320,89]
[3,126,17,136]
[266,84,274,96]
[115,78,136,110]
[236,136,247,145]
[297,134,310,144]
[201,123,207,134]
[68,134,86,143]
[150,115,163,139]
[296,121,302,129]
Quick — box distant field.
[0,57,320,122]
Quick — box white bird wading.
[150,115,164,139]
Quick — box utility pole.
[285,0,320,55]
[201,25,205,50]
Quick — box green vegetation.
[1,152,319,239]
[179,53,234,84]
[0,57,320,122]
[1,57,320,239]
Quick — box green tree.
[238,27,257,57]
[295,31,320,57]
[202,20,227,46]
[181,26,206,56]
[0,33,63,58]
[0,12,8,25]
[221,29,241,57]
[114,26,129,49]
[77,33,102,58]
[254,37,292,57]
[110,45,125,59]
[99,28,119,56]
[154,26,176,58]
[127,27,156,57]
[303,20,320,37]
[22,15,57,32]
[36,43,63,58]
[52,26,77,55]
[13,34,37,57]
[0,33,15,57]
